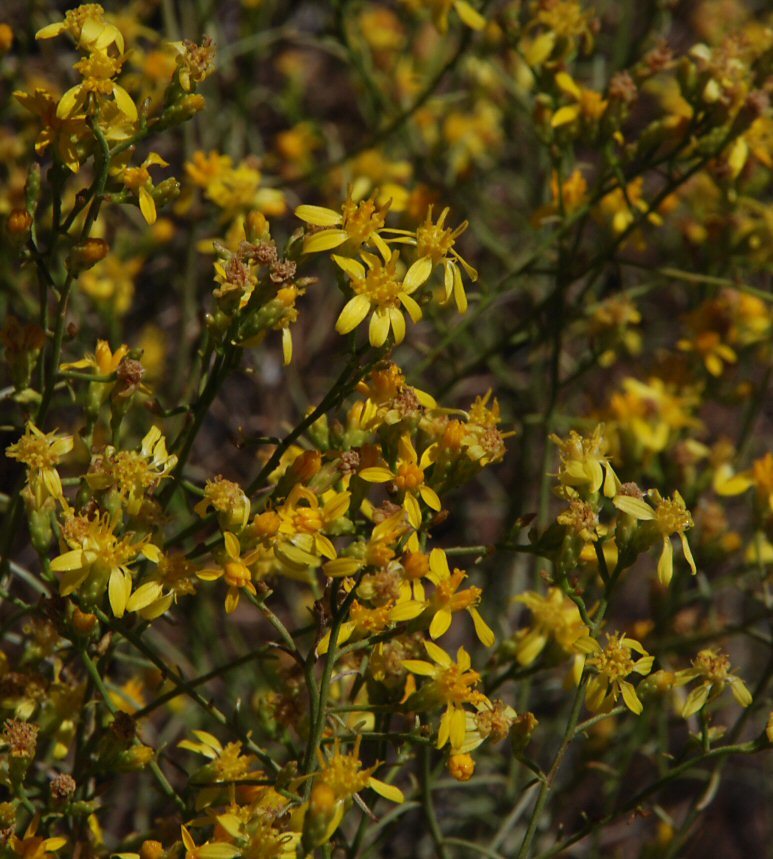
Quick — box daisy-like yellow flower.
[126,551,198,620]
[512,587,595,666]
[551,72,608,128]
[359,434,441,528]
[323,509,410,578]
[8,815,67,858]
[315,736,404,804]
[50,512,160,617]
[86,425,177,515]
[403,0,486,33]
[57,49,137,122]
[295,191,391,256]
[550,425,620,499]
[180,826,240,859]
[61,339,130,376]
[332,247,422,347]
[385,206,477,313]
[274,486,350,574]
[197,532,260,614]
[613,489,697,586]
[403,640,485,748]
[584,632,654,715]
[425,548,495,646]
[6,422,73,506]
[36,4,124,54]
[194,475,251,532]
[116,153,168,224]
[675,648,752,718]
[317,596,424,655]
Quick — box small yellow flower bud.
[67,238,109,272]
[140,840,165,859]
[0,23,13,52]
[72,608,98,635]
[6,208,32,238]
[448,753,475,782]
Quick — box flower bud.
[67,238,109,273]
[448,753,475,781]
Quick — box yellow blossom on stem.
[550,425,620,499]
[36,4,124,54]
[197,532,259,614]
[384,206,477,312]
[116,153,169,224]
[403,640,485,748]
[296,192,391,256]
[359,434,441,528]
[512,587,594,665]
[585,632,654,715]
[8,815,67,858]
[425,548,495,646]
[317,596,424,655]
[50,513,160,617]
[333,247,423,347]
[86,425,177,515]
[613,489,697,586]
[57,50,137,122]
[551,72,608,128]
[6,423,73,506]
[273,486,350,574]
[675,648,752,717]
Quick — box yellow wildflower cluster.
[1,2,771,858]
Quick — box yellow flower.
[273,486,350,575]
[85,425,177,515]
[14,89,92,172]
[116,153,168,224]
[319,738,403,802]
[550,425,619,499]
[585,633,654,715]
[57,50,137,122]
[385,206,477,312]
[194,475,251,532]
[197,532,260,614]
[180,825,240,859]
[125,551,199,620]
[295,191,391,256]
[512,587,594,665]
[425,548,495,646]
[675,648,752,717]
[359,434,441,528]
[401,0,485,33]
[403,640,484,748]
[551,72,608,128]
[6,423,73,506]
[36,4,124,54]
[332,247,423,347]
[677,330,737,376]
[317,595,424,655]
[50,512,160,617]
[8,815,67,858]
[613,489,697,586]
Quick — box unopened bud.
[67,238,109,273]
[6,208,32,239]
[448,753,475,782]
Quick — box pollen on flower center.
[319,753,372,799]
[224,561,251,589]
[342,198,386,245]
[693,648,730,683]
[655,497,693,535]
[75,51,123,84]
[352,260,403,307]
[395,463,424,491]
[435,664,480,704]
[417,223,455,262]
[8,436,60,469]
[589,635,635,681]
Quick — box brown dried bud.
[3,718,38,758]
[609,71,637,104]
[50,773,77,802]
[110,711,136,744]
[270,258,297,284]
[72,607,98,635]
